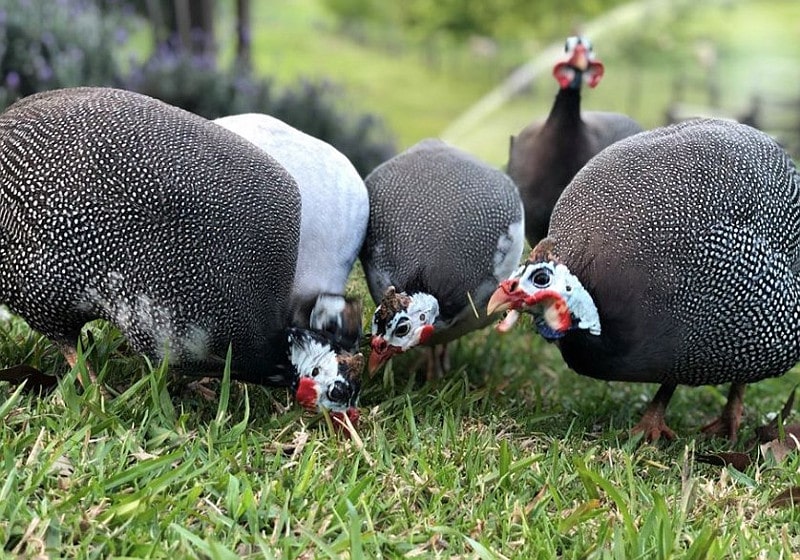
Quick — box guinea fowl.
[489,119,800,441]
[0,87,360,420]
[508,36,642,245]
[214,113,368,351]
[361,138,524,377]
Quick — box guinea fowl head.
[288,328,362,423]
[368,286,439,374]
[553,36,604,90]
[487,241,601,340]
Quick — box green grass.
[212,0,502,150]
[3,0,800,557]
[2,285,800,557]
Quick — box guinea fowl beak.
[487,279,527,315]
[488,279,528,333]
[368,336,401,375]
[567,43,590,72]
[332,407,361,428]
[488,279,573,334]
[295,377,361,434]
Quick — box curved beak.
[488,280,573,334]
[487,279,527,315]
[368,336,401,375]
[332,407,361,426]
[331,407,361,438]
[567,42,589,71]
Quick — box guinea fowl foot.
[186,377,219,401]
[631,384,677,442]
[700,383,746,442]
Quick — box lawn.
[2,0,800,558]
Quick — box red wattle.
[419,324,435,345]
[295,377,319,410]
[525,288,572,331]
[585,61,605,88]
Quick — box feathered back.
[361,139,524,321]
[0,87,301,383]
[549,118,800,385]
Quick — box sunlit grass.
[2,268,800,557]
[451,0,800,165]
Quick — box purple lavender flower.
[114,27,128,44]
[5,71,20,89]
[37,62,53,82]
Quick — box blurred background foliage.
[323,0,628,45]
[0,0,797,172]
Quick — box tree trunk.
[236,0,251,72]
[147,0,217,57]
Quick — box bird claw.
[631,384,678,442]
[700,416,739,442]
[631,416,676,442]
[186,377,218,401]
[631,423,677,442]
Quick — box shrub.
[123,49,396,177]
[0,0,131,107]
[0,0,396,177]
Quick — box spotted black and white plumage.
[361,138,525,371]
[508,36,641,245]
[490,118,800,440]
[0,87,360,415]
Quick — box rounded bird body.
[213,114,369,316]
[491,118,800,440]
[0,87,360,416]
[508,36,642,246]
[362,138,525,372]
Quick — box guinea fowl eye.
[532,269,551,288]
[311,367,320,377]
[328,381,351,403]
[394,322,410,337]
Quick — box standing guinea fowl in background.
[0,87,360,422]
[214,113,368,352]
[489,119,800,442]
[508,36,642,245]
[361,138,525,377]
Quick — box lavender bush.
[0,0,132,106]
[0,0,396,176]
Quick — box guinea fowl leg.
[58,342,100,390]
[700,383,746,442]
[186,377,218,401]
[425,343,450,381]
[631,383,677,441]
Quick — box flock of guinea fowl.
[0,36,798,443]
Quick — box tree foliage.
[323,0,633,43]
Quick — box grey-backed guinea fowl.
[489,119,800,441]
[214,113,368,351]
[508,36,642,246]
[361,139,524,376]
[0,87,360,420]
